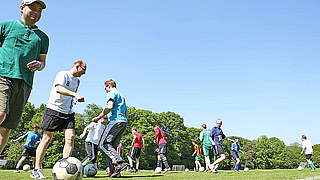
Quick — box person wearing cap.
[0,0,49,155]
[12,124,42,173]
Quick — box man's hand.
[27,60,43,72]
[80,133,85,139]
[75,94,85,102]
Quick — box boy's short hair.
[132,127,137,131]
[105,79,116,88]
[201,124,207,129]
[32,124,40,129]
[301,135,307,140]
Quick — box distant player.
[12,124,42,173]
[154,125,170,173]
[231,139,243,171]
[209,118,233,174]
[199,124,213,172]
[301,135,315,171]
[192,140,202,172]
[79,117,106,167]
[127,127,145,173]
[117,142,124,158]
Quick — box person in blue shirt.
[12,124,42,173]
[231,139,243,171]
[209,118,233,174]
[93,79,128,178]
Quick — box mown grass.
[0,168,319,180]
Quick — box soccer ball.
[23,164,30,171]
[185,168,189,172]
[52,157,83,180]
[83,164,98,177]
[244,167,249,172]
[154,167,162,173]
[199,167,205,172]
[298,166,303,171]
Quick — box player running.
[231,138,243,171]
[199,124,213,172]
[192,140,202,172]
[209,118,233,174]
[127,127,145,173]
[154,125,170,173]
[301,135,316,171]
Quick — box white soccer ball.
[244,167,249,172]
[185,168,189,172]
[52,157,83,180]
[23,164,30,171]
[298,166,303,171]
[84,164,98,177]
[199,167,205,172]
[155,167,162,173]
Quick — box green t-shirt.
[200,129,212,146]
[0,20,49,87]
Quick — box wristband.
[37,61,45,69]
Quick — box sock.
[235,164,239,171]
[310,162,315,170]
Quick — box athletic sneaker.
[206,168,212,173]
[127,167,135,173]
[212,170,221,174]
[163,167,171,173]
[135,169,139,173]
[14,169,20,173]
[30,169,46,179]
[110,163,127,178]
[209,163,216,171]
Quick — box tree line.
[1,102,319,170]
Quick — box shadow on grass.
[93,174,164,178]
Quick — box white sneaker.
[14,169,20,173]
[37,169,47,179]
[163,167,171,173]
[30,169,46,179]
[209,163,216,171]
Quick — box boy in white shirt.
[80,117,107,166]
[301,135,315,171]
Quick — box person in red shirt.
[127,127,144,173]
[154,125,170,173]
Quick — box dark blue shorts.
[232,152,239,159]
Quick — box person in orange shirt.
[192,140,202,172]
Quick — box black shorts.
[305,154,312,160]
[129,147,141,158]
[42,108,75,132]
[21,146,36,157]
[158,143,167,155]
[213,145,224,155]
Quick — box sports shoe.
[14,169,20,173]
[31,169,46,179]
[127,167,134,173]
[135,169,139,173]
[117,173,121,177]
[163,167,171,173]
[110,163,127,178]
[209,163,217,171]
[212,170,221,174]
[206,168,212,173]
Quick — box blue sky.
[2,1,319,145]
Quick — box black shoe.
[110,163,127,178]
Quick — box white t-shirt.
[47,71,80,114]
[85,122,106,145]
[302,139,313,154]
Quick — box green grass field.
[0,168,319,180]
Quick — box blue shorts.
[195,156,201,161]
[232,152,239,159]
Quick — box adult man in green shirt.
[199,124,213,172]
[0,0,49,154]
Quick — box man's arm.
[142,137,145,150]
[55,85,84,102]
[199,131,203,141]
[93,100,114,122]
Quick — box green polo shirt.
[0,20,49,87]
